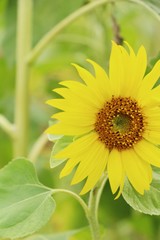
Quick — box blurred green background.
[0,0,160,239]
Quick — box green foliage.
[122,168,160,215]
[0,159,56,239]
[1,0,160,239]
[25,231,78,240]
[147,51,160,88]
[33,0,85,45]
[50,136,73,168]
[143,0,160,15]
[24,227,91,240]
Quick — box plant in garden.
[47,41,160,199]
[1,0,160,240]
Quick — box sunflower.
[46,41,160,198]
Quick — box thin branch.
[27,0,115,64]
[27,0,160,64]
[52,189,88,216]
[0,115,15,139]
[28,133,48,163]
[111,14,123,45]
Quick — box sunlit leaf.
[47,120,63,142]
[24,230,79,240]
[25,227,92,240]
[0,158,56,239]
[50,136,73,168]
[122,168,160,215]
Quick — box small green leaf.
[24,228,91,240]
[25,230,79,240]
[50,136,73,168]
[47,120,63,142]
[147,51,160,88]
[122,168,160,215]
[0,158,56,239]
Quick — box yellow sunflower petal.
[124,41,136,58]
[80,145,109,195]
[138,60,160,99]
[58,81,103,109]
[146,60,160,88]
[121,43,147,98]
[72,63,106,105]
[46,122,93,135]
[134,139,160,167]
[47,98,97,114]
[86,59,112,100]
[145,108,160,131]
[55,132,98,159]
[143,106,160,117]
[143,130,160,145]
[59,133,99,177]
[114,171,125,200]
[46,41,160,197]
[109,41,124,96]
[134,45,147,83]
[148,84,160,103]
[60,157,80,178]
[117,45,132,96]
[121,149,150,194]
[107,149,123,194]
[71,140,107,185]
[52,111,95,127]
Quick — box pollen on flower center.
[95,97,146,151]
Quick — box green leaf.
[47,120,63,142]
[0,158,56,239]
[147,51,160,88]
[25,230,79,240]
[122,168,160,215]
[24,227,91,240]
[50,136,73,168]
[143,0,160,15]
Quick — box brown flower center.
[95,97,146,151]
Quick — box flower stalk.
[14,0,33,157]
[52,175,107,240]
[87,175,108,240]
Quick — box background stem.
[28,133,48,163]
[14,0,33,157]
[87,175,108,240]
[27,0,114,64]
[52,189,88,216]
[27,0,160,64]
[0,115,15,139]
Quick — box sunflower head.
[46,41,160,198]
[95,96,145,151]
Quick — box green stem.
[0,115,15,139]
[14,0,33,157]
[52,176,107,240]
[27,0,115,64]
[52,189,88,216]
[87,175,108,240]
[27,0,160,64]
[130,0,160,22]
[28,133,48,162]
